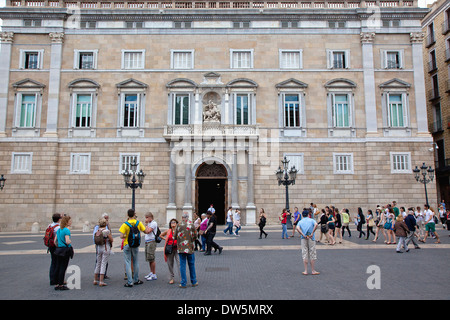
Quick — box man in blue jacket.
[404,208,420,249]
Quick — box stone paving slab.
[0,224,449,303]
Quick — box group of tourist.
[282,201,449,252]
[45,206,226,291]
[45,200,448,290]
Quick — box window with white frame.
[279,50,302,69]
[390,152,411,173]
[11,152,33,174]
[120,94,141,128]
[327,49,350,69]
[72,93,93,128]
[121,50,145,69]
[16,93,38,128]
[70,153,91,174]
[333,153,353,174]
[382,50,403,69]
[230,50,253,69]
[235,93,250,125]
[19,50,44,69]
[171,50,194,69]
[332,93,351,128]
[284,153,304,175]
[173,94,190,125]
[283,94,302,128]
[74,50,98,70]
[120,153,140,173]
[387,93,407,128]
[379,79,410,131]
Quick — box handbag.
[54,246,74,259]
[384,222,392,230]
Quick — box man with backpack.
[44,213,62,286]
[119,209,151,287]
[143,212,160,282]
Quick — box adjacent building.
[422,0,450,205]
[0,0,437,231]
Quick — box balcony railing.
[164,124,259,139]
[7,0,418,9]
[428,60,437,73]
[443,20,450,35]
[428,88,440,101]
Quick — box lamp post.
[412,162,434,207]
[0,175,5,190]
[276,156,297,229]
[122,159,146,211]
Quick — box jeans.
[179,253,197,287]
[123,245,139,285]
[205,232,220,253]
[201,235,207,250]
[224,222,233,234]
[234,224,241,235]
[282,223,288,239]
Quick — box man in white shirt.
[223,207,233,235]
[421,204,440,244]
[144,212,159,280]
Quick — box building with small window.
[422,0,450,206]
[0,0,437,230]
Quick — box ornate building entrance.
[195,162,228,225]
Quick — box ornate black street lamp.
[412,162,434,207]
[276,156,297,229]
[122,159,146,210]
[0,175,6,190]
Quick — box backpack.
[94,227,105,246]
[44,224,58,248]
[153,226,162,243]
[125,220,141,248]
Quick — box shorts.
[145,241,157,262]
[425,222,435,233]
[301,238,317,261]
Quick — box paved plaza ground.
[0,223,449,305]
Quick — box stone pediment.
[12,78,46,89]
[68,78,100,88]
[324,78,357,88]
[226,78,258,88]
[275,78,308,89]
[166,78,198,88]
[116,78,148,89]
[379,78,411,89]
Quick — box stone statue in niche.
[203,99,221,122]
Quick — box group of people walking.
[281,201,448,253]
[45,200,448,290]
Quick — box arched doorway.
[195,162,228,225]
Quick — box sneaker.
[145,273,153,279]
[146,274,157,281]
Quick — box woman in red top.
[161,219,179,284]
[280,208,289,239]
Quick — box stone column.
[245,143,256,225]
[182,149,193,218]
[44,32,64,137]
[231,151,239,209]
[166,142,177,225]
[0,32,14,137]
[361,32,377,134]
[410,32,429,134]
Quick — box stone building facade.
[0,0,437,231]
[422,0,450,205]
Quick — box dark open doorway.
[195,162,228,225]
